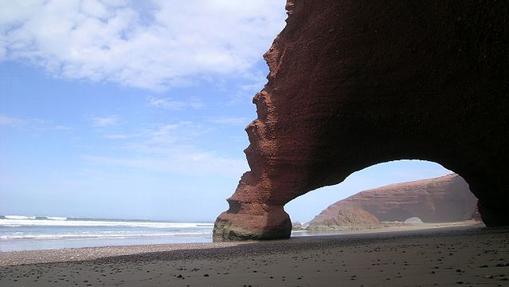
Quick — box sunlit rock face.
[307,174,477,230]
[213,0,509,241]
[308,203,380,231]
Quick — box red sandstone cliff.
[214,0,509,241]
[308,203,380,230]
[308,174,477,229]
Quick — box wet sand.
[1,224,508,286]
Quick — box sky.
[0,0,452,223]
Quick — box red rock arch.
[213,0,509,241]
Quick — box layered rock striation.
[308,174,477,230]
[309,203,380,230]
[214,0,509,241]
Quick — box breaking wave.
[0,215,213,229]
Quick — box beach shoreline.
[1,223,508,286]
[0,220,481,266]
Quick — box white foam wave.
[0,231,210,240]
[46,217,67,221]
[0,218,214,229]
[4,215,36,220]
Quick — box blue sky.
[0,0,451,223]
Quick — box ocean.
[0,215,214,252]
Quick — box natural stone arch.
[284,160,476,227]
[213,0,509,241]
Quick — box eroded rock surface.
[308,203,380,231]
[214,0,509,241]
[308,174,477,230]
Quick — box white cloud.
[0,114,24,126]
[103,133,131,140]
[86,121,247,176]
[0,114,71,131]
[50,125,72,131]
[0,0,287,90]
[209,116,249,126]
[0,45,5,60]
[91,115,120,127]
[148,97,203,110]
[83,151,246,177]
[225,70,269,104]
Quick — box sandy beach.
[1,224,508,287]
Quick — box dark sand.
[1,224,508,286]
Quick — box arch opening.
[284,160,482,237]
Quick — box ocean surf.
[0,215,214,252]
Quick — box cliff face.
[308,174,477,229]
[309,203,380,230]
[214,0,509,241]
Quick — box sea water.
[0,215,214,252]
